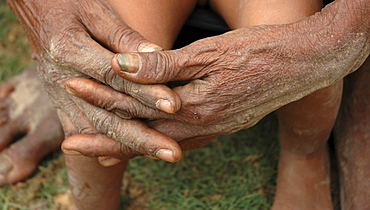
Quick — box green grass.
[126,119,279,209]
[0,0,33,81]
[0,0,339,209]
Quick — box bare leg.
[334,57,370,209]
[211,0,340,209]
[65,155,128,210]
[274,82,342,210]
[107,0,197,50]
[0,67,64,185]
[65,0,197,209]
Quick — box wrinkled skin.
[0,67,63,185]
[64,0,369,153]
[3,0,369,208]
[6,0,184,161]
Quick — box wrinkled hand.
[6,0,182,161]
[62,0,369,158]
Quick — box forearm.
[318,0,369,75]
[341,0,369,35]
[6,0,55,56]
[287,0,370,87]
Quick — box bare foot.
[0,67,64,185]
[272,146,333,210]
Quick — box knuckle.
[90,86,120,112]
[156,51,182,82]
[140,52,174,83]
[117,100,140,118]
[99,98,118,112]
[48,37,68,66]
[122,80,137,95]
[108,26,140,52]
[78,126,96,135]
[112,108,132,119]
[104,70,125,91]
[119,143,139,157]
[88,109,116,133]
[46,27,73,64]
[47,31,81,68]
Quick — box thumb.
[111,49,208,84]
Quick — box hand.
[6,0,182,161]
[62,0,369,158]
[109,0,369,136]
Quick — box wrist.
[299,0,369,77]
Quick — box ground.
[0,0,339,209]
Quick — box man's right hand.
[6,0,182,162]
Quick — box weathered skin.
[65,0,369,147]
[61,0,368,208]
[6,0,183,161]
[0,67,63,185]
[4,0,369,208]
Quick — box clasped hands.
[10,0,363,164]
[62,16,366,164]
[61,27,293,163]
[61,3,368,163]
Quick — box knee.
[279,125,331,156]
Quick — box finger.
[78,2,183,113]
[98,157,122,167]
[65,78,181,114]
[111,45,214,84]
[148,119,218,151]
[71,97,182,162]
[65,78,172,118]
[147,119,204,141]
[62,134,133,157]
[50,26,180,113]
[78,5,184,114]
[112,51,187,84]
[179,136,218,151]
[45,17,179,113]
[49,88,96,136]
[62,133,181,163]
[57,109,80,138]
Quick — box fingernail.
[62,149,82,156]
[144,155,160,160]
[156,149,175,162]
[100,158,122,167]
[65,86,78,96]
[138,42,163,52]
[156,99,175,114]
[116,53,140,73]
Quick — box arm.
[6,0,183,161]
[62,0,369,156]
